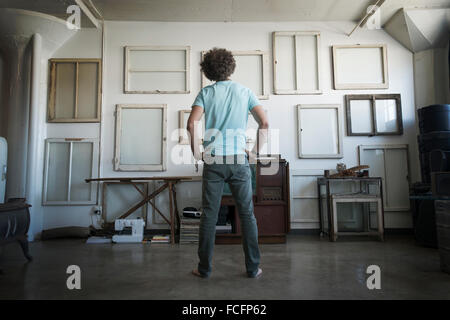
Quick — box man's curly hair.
[201,48,236,82]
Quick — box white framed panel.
[178,109,205,145]
[201,50,269,100]
[290,169,323,225]
[124,46,190,94]
[114,104,167,171]
[332,44,388,89]
[297,104,343,158]
[359,144,410,212]
[43,138,99,206]
[273,31,322,95]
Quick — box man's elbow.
[186,120,195,132]
[259,120,269,130]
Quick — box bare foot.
[249,268,262,278]
[192,269,207,278]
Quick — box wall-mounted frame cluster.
[297,104,343,159]
[332,44,388,90]
[124,46,190,94]
[346,94,403,136]
[114,104,167,171]
[48,59,102,123]
[43,138,99,205]
[201,50,269,100]
[273,31,322,95]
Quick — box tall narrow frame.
[43,138,99,206]
[358,144,410,212]
[201,50,269,100]
[124,46,190,94]
[272,31,322,95]
[114,104,167,171]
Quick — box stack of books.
[179,217,200,244]
[151,235,170,244]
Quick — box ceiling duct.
[384,7,450,53]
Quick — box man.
[187,48,268,278]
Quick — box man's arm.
[187,105,204,160]
[249,105,269,156]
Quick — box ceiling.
[0,0,449,26]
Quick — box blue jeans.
[197,156,260,277]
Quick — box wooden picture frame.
[47,59,102,123]
[273,31,322,95]
[358,144,410,212]
[178,109,205,145]
[201,50,269,100]
[124,46,190,94]
[114,104,167,171]
[297,104,343,159]
[332,44,388,90]
[43,138,99,205]
[346,94,403,136]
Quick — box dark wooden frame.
[345,94,403,136]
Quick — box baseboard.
[288,228,414,236]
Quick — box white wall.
[41,20,417,234]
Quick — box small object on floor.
[151,234,170,243]
[183,207,202,218]
[112,219,145,243]
[180,217,200,244]
[41,226,90,240]
[86,236,112,244]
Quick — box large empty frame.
[43,138,99,205]
[359,144,410,212]
[346,94,403,136]
[273,31,322,94]
[201,50,269,99]
[48,59,102,122]
[114,104,167,171]
[332,44,388,89]
[297,104,343,158]
[124,46,190,94]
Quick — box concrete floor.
[0,235,449,300]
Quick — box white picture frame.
[332,44,388,90]
[114,104,167,171]
[178,109,205,145]
[297,104,343,159]
[201,50,269,100]
[273,31,322,95]
[124,46,190,94]
[358,144,410,212]
[43,138,99,206]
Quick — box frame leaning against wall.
[200,50,270,100]
[345,94,403,136]
[114,104,167,171]
[332,44,388,90]
[124,45,190,94]
[47,58,102,123]
[43,138,99,206]
[272,31,322,95]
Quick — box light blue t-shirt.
[192,80,261,156]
